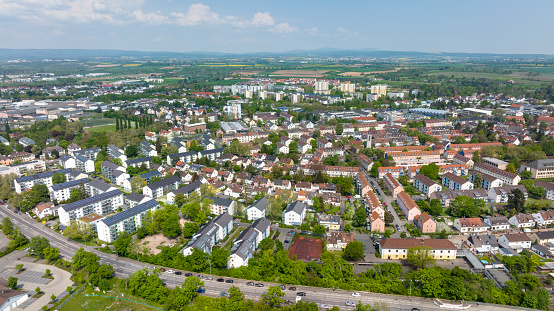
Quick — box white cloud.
[270,23,298,34]
[337,27,350,33]
[172,3,220,26]
[337,26,359,37]
[133,10,167,24]
[251,12,274,27]
[307,27,318,35]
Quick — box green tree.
[353,206,367,227]
[262,286,285,308]
[29,236,51,258]
[52,173,66,185]
[449,195,480,217]
[127,268,168,304]
[35,286,41,294]
[384,211,394,225]
[313,224,326,236]
[343,241,365,261]
[50,294,56,301]
[506,164,517,174]
[114,231,132,256]
[7,277,17,289]
[43,247,60,262]
[335,123,344,135]
[1,217,14,235]
[288,141,299,153]
[473,173,483,189]
[182,222,199,239]
[507,188,526,213]
[210,247,230,270]
[407,245,435,269]
[130,176,146,193]
[167,276,204,310]
[259,237,275,251]
[419,163,439,180]
[428,199,443,216]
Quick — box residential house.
[379,239,457,260]
[414,212,436,233]
[488,185,528,203]
[396,191,421,221]
[466,234,499,253]
[326,232,354,251]
[498,233,532,252]
[33,202,55,219]
[533,210,554,227]
[246,197,267,221]
[383,173,403,198]
[201,196,236,216]
[529,231,554,246]
[442,172,473,190]
[484,216,510,232]
[369,212,385,233]
[413,174,442,196]
[143,175,181,199]
[454,218,488,234]
[508,213,536,228]
[282,201,307,226]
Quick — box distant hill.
[0,48,551,61]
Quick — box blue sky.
[0,0,552,54]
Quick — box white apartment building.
[14,169,73,194]
[58,189,124,226]
[97,199,160,243]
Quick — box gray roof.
[248,197,268,212]
[88,179,115,192]
[230,227,258,260]
[213,212,233,228]
[201,196,233,208]
[171,180,202,196]
[469,234,498,248]
[50,178,89,191]
[101,161,122,171]
[15,169,72,183]
[126,193,147,203]
[284,201,306,215]
[101,199,159,227]
[533,231,554,240]
[61,189,122,212]
[199,148,224,156]
[126,157,152,165]
[146,175,180,190]
[523,159,554,170]
[168,151,196,159]
[252,217,271,234]
[75,155,90,163]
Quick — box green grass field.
[85,124,116,133]
[60,293,163,311]
[526,198,553,207]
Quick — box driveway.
[367,176,407,237]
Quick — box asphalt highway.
[0,207,529,310]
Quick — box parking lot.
[0,269,52,285]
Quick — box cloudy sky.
[0,0,552,54]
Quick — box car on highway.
[246,282,254,286]
[411,308,421,311]
[197,275,204,279]
[217,278,225,282]
[225,279,234,284]
[255,283,264,287]
[289,286,296,291]
[196,288,205,293]
[320,304,329,308]
[175,271,182,275]
[346,301,356,306]
[185,273,193,277]
[296,292,306,296]
[352,292,360,297]
[166,270,174,274]
[279,285,286,290]
[160,268,166,272]
[220,292,228,297]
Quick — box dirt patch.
[140,234,179,255]
[271,70,327,77]
[233,71,262,76]
[93,64,121,68]
[338,72,366,77]
[288,236,323,261]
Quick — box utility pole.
[409,279,412,301]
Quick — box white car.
[320,304,329,309]
[167,270,174,274]
[352,293,360,297]
[346,301,356,306]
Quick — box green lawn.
[85,124,116,133]
[223,228,244,251]
[526,198,553,207]
[60,292,163,311]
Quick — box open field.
[270,70,328,77]
[338,69,400,76]
[526,198,554,207]
[81,118,114,127]
[85,124,116,133]
[141,234,179,255]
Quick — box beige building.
[370,84,387,97]
[521,159,554,179]
[414,212,437,233]
[383,173,404,198]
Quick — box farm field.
[270,70,328,77]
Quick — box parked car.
[184,273,193,277]
[296,292,306,296]
[279,285,286,290]
[217,278,225,282]
[246,282,255,286]
[220,292,228,297]
[225,279,234,284]
[346,302,356,306]
[320,304,329,308]
[255,283,264,287]
[160,268,166,272]
[175,271,182,275]
[289,286,296,291]
[166,270,174,274]
[352,292,360,297]
[196,288,205,293]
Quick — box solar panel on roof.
[62,189,122,212]
[102,199,159,226]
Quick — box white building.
[282,201,306,226]
[14,169,73,194]
[508,213,536,228]
[49,178,90,202]
[498,233,532,252]
[58,189,124,226]
[97,200,160,243]
[142,175,180,199]
[246,197,267,221]
[484,216,510,232]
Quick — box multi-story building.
[430,188,489,207]
[369,212,385,233]
[107,144,127,162]
[167,151,198,165]
[73,147,101,161]
[198,148,224,161]
[413,174,442,196]
[14,169,73,194]
[414,212,436,233]
[482,157,509,170]
[227,218,270,268]
[370,84,387,97]
[521,159,554,179]
[75,155,95,173]
[140,140,158,157]
[466,235,499,253]
[452,154,474,170]
[447,142,502,153]
[474,162,520,186]
[532,210,554,227]
[379,239,457,260]
[378,166,403,178]
[535,180,554,201]
[182,213,234,256]
[442,172,473,190]
[201,196,236,215]
[383,173,404,198]
[143,175,180,199]
[97,199,160,243]
[498,233,531,252]
[166,180,202,205]
[469,171,502,190]
[58,189,124,226]
[223,103,242,119]
[124,157,152,169]
[487,185,528,203]
[282,201,306,226]
[508,213,536,228]
[246,197,267,221]
[390,151,445,167]
[49,178,90,202]
[438,163,468,176]
[396,191,421,221]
